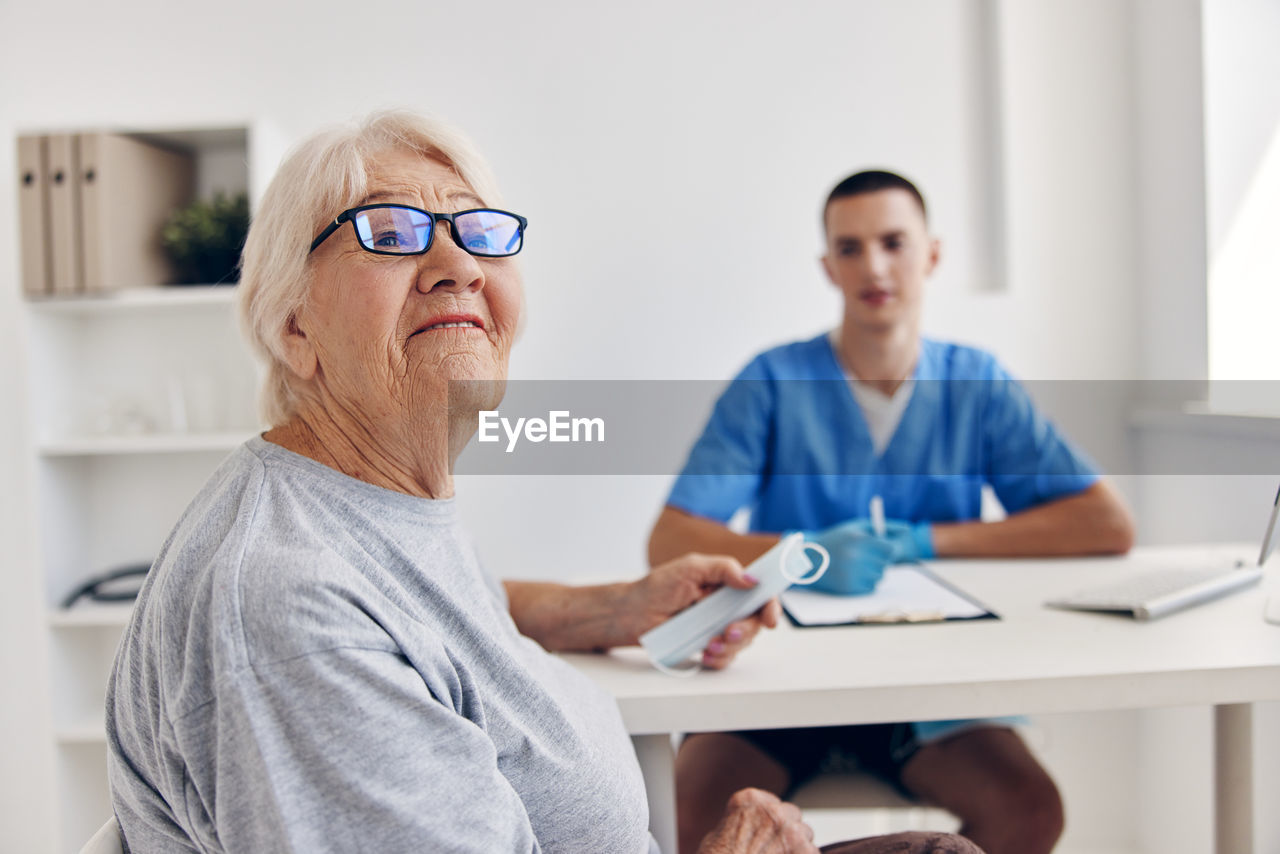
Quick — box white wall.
[1202,0,1280,256]
[1133,0,1210,385]
[0,9,56,847]
[1203,0,1280,383]
[0,0,1227,851]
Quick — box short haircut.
[823,169,928,230]
[238,109,504,427]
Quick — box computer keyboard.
[1046,566,1263,620]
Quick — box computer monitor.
[1257,483,1280,567]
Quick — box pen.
[870,494,886,538]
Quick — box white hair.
[237,109,504,427]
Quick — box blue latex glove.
[845,519,936,563]
[799,521,895,595]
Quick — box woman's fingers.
[700,598,782,668]
[760,596,782,628]
[694,788,819,853]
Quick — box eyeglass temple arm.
[308,212,351,254]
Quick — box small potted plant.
[161,192,250,285]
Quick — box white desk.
[562,545,1280,854]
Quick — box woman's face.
[287,149,523,442]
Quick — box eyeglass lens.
[352,207,522,257]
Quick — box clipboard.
[781,564,998,627]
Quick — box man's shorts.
[733,717,1027,799]
[735,722,924,798]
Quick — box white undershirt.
[829,329,915,456]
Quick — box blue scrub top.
[667,335,1098,532]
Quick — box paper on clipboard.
[781,564,994,626]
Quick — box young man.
[648,170,1134,854]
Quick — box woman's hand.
[628,553,782,669]
[695,788,819,853]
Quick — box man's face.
[821,188,939,336]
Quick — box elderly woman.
[105,111,982,854]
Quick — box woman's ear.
[279,312,319,381]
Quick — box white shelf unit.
[47,602,134,629]
[27,283,241,312]
[39,429,255,457]
[19,124,274,853]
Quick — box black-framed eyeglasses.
[309,204,528,258]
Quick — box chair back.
[79,816,124,854]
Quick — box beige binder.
[77,133,195,293]
[17,135,52,298]
[46,134,83,295]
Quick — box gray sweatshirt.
[107,436,654,853]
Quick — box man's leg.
[898,727,1063,854]
[678,729,991,854]
[675,732,792,854]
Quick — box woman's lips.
[414,314,486,334]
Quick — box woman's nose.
[416,223,485,294]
